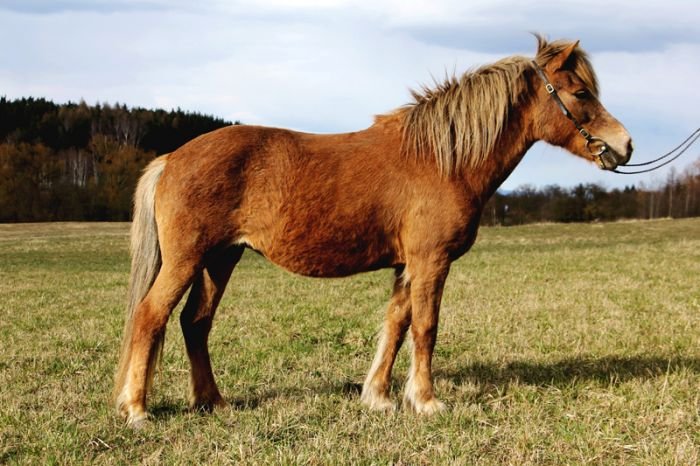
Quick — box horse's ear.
[546,40,580,71]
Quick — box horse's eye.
[574,90,590,100]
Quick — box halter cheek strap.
[531,61,613,168]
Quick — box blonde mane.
[396,36,598,177]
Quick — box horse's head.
[531,36,633,170]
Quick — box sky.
[1,0,699,190]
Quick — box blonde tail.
[113,154,168,410]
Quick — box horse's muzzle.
[595,138,633,170]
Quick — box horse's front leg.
[403,256,450,414]
[361,269,411,411]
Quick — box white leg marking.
[403,338,446,415]
[117,380,149,428]
[361,328,395,412]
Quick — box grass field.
[1,219,699,464]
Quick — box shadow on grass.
[149,403,185,419]
[147,354,700,420]
[438,354,700,388]
[227,381,364,411]
[147,381,364,421]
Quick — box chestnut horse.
[114,36,633,426]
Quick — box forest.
[0,96,698,224]
[481,171,700,225]
[0,97,234,221]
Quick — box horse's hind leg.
[180,247,243,412]
[361,269,412,411]
[119,260,198,427]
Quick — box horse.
[113,35,633,427]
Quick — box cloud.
[596,44,700,125]
[0,0,181,15]
[222,0,700,52]
[381,1,700,53]
[398,23,700,55]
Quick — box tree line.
[0,97,235,221]
[481,164,700,225]
[1,96,698,224]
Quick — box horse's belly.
[263,230,395,278]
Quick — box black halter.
[531,61,618,170]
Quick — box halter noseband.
[531,61,617,170]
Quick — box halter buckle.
[545,83,555,94]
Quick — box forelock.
[534,34,599,97]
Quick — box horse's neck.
[462,109,535,204]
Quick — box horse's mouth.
[589,136,633,171]
[596,144,633,171]
[597,150,620,170]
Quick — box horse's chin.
[596,149,625,171]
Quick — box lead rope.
[612,127,700,175]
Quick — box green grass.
[1,219,699,464]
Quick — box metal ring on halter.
[585,136,608,157]
[588,137,621,170]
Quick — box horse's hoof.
[360,390,396,412]
[126,413,149,429]
[190,395,229,413]
[404,397,447,415]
